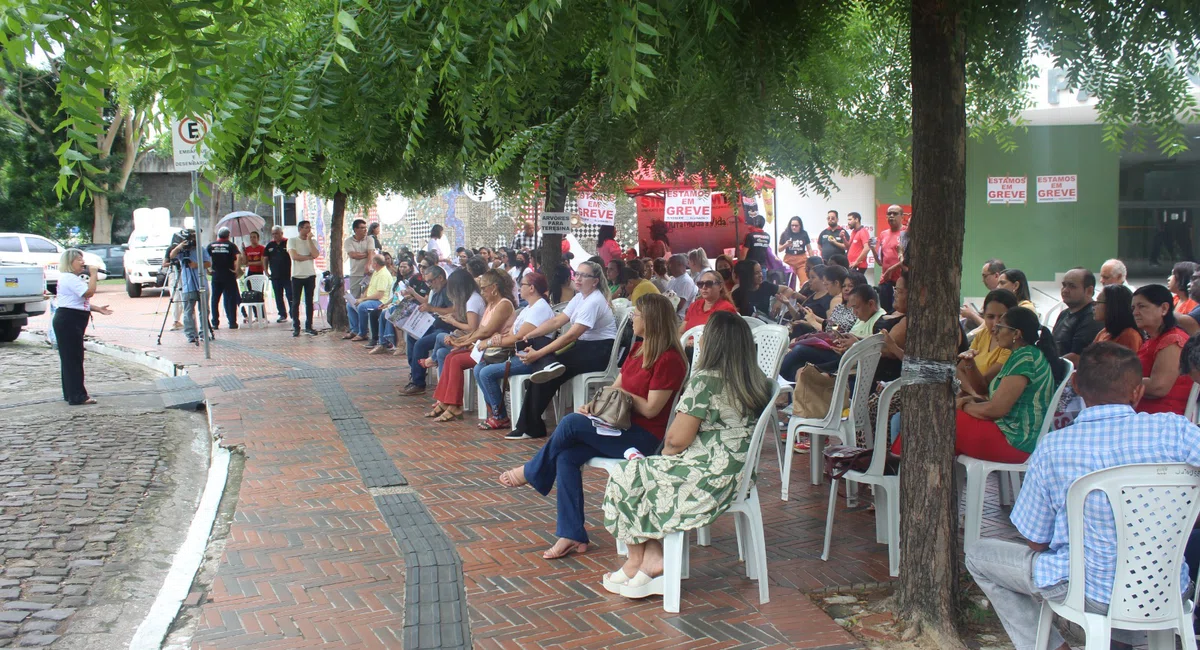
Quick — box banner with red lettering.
[576,193,616,225]
[664,188,712,222]
[1036,175,1077,203]
[986,176,1027,205]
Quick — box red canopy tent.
[620,173,776,258]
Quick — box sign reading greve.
[986,176,1026,204]
[1036,175,1077,203]
[576,193,616,225]
[664,188,712,223]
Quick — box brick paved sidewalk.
[27,285,969,649]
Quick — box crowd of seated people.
[350,214,1200,619]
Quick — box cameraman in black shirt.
[206,227,242,330]
[263,225,293,322]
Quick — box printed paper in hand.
[470,345,484,364]
[401,310,436,339]
[587,414,621,436]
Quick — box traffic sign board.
[172,116,211,172]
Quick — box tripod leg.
[157,271,185,345]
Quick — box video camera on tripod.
[158,228,198,287]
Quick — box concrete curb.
[16,330,186,377]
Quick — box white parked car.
[0,233,107,293]
[122,227,182,297]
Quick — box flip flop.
[498,468,527,488]
[434,410,463,422]
[542,540,587,560]
[425,405,447,418]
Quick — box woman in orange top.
[1132,284,1192,414]
[1091,284,1144,352]
[1170,261,1198,315]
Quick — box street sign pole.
[192,170,211,360]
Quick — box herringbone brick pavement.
[23,285,1028,649]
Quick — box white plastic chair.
[1183,382,1199,425]
[562,304,633,415]
[681,324,704,366]
[956,358,1074,550]
[504,302,573,430]
[821,379,903,577]
[1040,301,1066,328]
[781,334,885,500]
[241,274,268,326]
[741,315,765,329]
[1032,463,1200,650]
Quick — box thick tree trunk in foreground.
[538,176,569,274]
[895,0,967,645]
[328,191,349,331]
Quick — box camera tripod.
[156,261,215,347]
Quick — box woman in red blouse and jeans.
[1131,284,1192,414]
[498,294,688,560]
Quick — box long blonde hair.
[577,260,612,306]
[694,311,773,420]
[633,293,685,369]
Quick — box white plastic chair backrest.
[1184,382,1200,424]
[612,298,631,312]
[1060,463,1200,623]
[1037,358,1074,439]
[552,302,569,314]
[247,274,267,293]
[733,384,782,504]
[598,304,633,377]
[804,333,884,429]
[866,379,905,476]
[665,292,681,311]
[741,315,765,329]
[680,325,704,367]
[751,324,789,380]
[845,334,886,438]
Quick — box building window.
[276,194,298,227]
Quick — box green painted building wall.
[876,124,1120,296]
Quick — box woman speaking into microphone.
[53,248,112,405]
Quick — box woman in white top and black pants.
[53,249,112,405]
[509,261,618,440]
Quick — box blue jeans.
[523,413,660,544]
[379,315,396,347]
[476,357,533,418]
[405,329,443,387]
[431,334,455,372]
[348,299,381,337]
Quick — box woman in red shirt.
[242,231,266,276]
[1132,284,1192,414]
[680,269,737,335]
[498,294,687,560]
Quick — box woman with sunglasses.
[498,294,687,560]
[508,261,618,440]
[1131,284,1192,414]
[896,307,1065,463]
[475,273,556,430]
[679,270,738,335]
[427,269,517,421]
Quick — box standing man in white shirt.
[344,218,372,299]
[288,220,321,337]
[663,254,698,319]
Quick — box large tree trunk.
[327,191,349,331]
[895,0,967,646]
[91,195,112,244]
[538,175,570,274]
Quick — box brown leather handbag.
[586,387,633,430]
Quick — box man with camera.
[167,231,210,344]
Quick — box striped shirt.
[988,345,1054,452]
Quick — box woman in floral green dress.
[601,311,775,599]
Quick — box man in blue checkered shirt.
[966,342,1200,650]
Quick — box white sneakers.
[529,362,566,383]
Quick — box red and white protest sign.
[664,188,712,223]
[987,176,1026,204]
[576,193,616,225]
[1036,175,1077,203]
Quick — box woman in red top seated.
[1132,284,1192,414]
[498,293,687,560]
[679,270,738,335]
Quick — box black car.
[81,244,126,278]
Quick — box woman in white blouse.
[53,249,113,405]
[475,271,556,430]
[426,224,452,261]
[507,261,618,440]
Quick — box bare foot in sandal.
[543,538,588,560]
[498,466,527,488]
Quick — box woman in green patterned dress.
[600,311,775,599]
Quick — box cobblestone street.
[0,342,208,649]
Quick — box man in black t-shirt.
[817,210,848,260]
[205,227,241,329]
[263,225,293,322]
[1053,267,1104,363]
